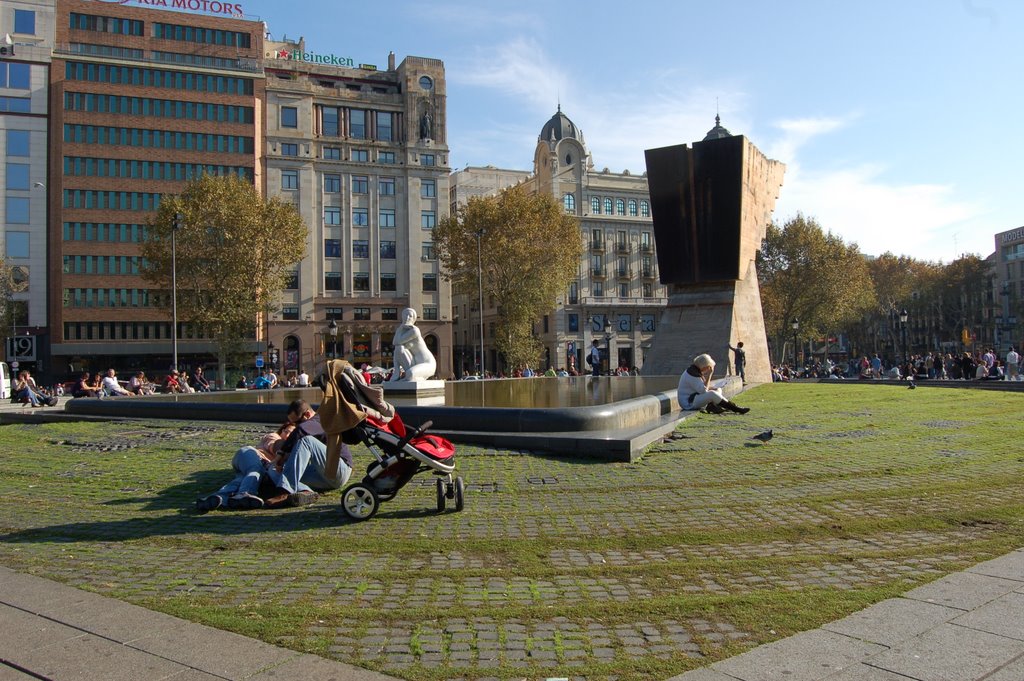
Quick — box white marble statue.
[389,308,436,382]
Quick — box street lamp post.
[171,212,183,372]
[899,308,909,364]
[268,341,277,374]
[603,316,613,375]
[791,318,799,369]
[475,229,485,377]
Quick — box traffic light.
[172,212,184,230]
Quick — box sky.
[229,0,1022,263]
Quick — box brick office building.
[48,0,264,380]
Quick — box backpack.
[586,354,594,366]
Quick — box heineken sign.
[275,48,354,67]
[96,0,245,17]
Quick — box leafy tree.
[434,185,582,370]
[0,259,26,353]
[758,213,874,364]
[142,175,307,383]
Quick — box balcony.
[590,240,605,251]
[591,268,606,278]
[639,243,653,253]
[615,242,630,254]
[641,268,654,278]
[616,268,631,278]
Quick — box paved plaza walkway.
[3,547,1022,680]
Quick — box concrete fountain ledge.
[62,377,743,461]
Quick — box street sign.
[255,355,264,368]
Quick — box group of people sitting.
[13,369,59,407]
[71,367,212,397]
[195,398,351,512]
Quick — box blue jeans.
[17,387,41,406]
[269,436,351,494]
[205,446,267,503]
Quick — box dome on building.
[702,114,733,141]
[540,105,582,143]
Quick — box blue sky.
[235,0,1021,263]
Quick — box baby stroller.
[323,361,464,521]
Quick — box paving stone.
[869,623,1024,681]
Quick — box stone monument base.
[641,262,770,383]
[382,379,445,396]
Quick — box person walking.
[729,341,747,384]
[589,340,601,377]
[1006,346,1020,381]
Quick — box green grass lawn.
[1,382,1023,680]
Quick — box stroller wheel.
[341,483,379,521]
[454,476,466,512]
[436,478,446,513]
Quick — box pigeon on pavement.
[751,429,773,444]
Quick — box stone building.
[263,40,452,379]
[449,107,667,375]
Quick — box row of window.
[280,306,401,322]
[65,92,255,123]
[64,125,255,153]
[63,190,162,211]
[65,62,254,95]
[69,12,144,36]
[589,254,657,277]
[62,255,147,275]
[64,223,149,243]
[63,321,212,342]
[153,22,252,48]
[282,171,434,199]
[563,194,650,217]
[64,157,251,181]
[321,147,401,164]
[0,96,30,113]
[0,62,30,90]
[319,272,437,293]
[63,288,157,308]
[305,105,398,142]
[569,281,659,299]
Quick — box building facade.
[450,108,667,376]
[48,0,264,379]
[263,41,452,379]
[1,0,53,373]
[993,226,1023,351]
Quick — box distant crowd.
[772,347,1021,382]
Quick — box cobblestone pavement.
[1,384,1023,680]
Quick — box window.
[642,282,653,298]
[284,271,299,289]
[352,208,368,226]
[353,273,370,291]
[324,207,341,225]
[376,111,393,141]
[282,305,299,320]
[563,193,575,212]
[594,281,604,297]
[351,149,368,162]
[280,142,298,156]
[6,130,29,156]
[352,175,368,193]
[617,256,628,276]
[6,163,29,190]
[568,313,579,332]
[379,151,396,164]
[421,179,436,197]
[421,154,435,166]
[352,240,369,258]
[324,174,340,192]
[616,199,625,215]
[323,146,341,160]
[280,106,297,128]
[380,240,396,259]
[604,198,613,214]
[640,200,650,217]
[353,307,370,320]
[381,273,397,291]
[641,255,653,277]
[0,63,30,89]
[591,253,603,275]
[379,209,395,228]
[382,307,398,321]
[628,199,638,216]
[422,242,435,260]
[0,96,30,112]
[641,231,652,251]
[569,281,579,305]
[324,239,341,258]
[325,272,342,291]
[591,197,601,214]
[349,109,366,138]
[319,105,339,136]
[281,169,298,190]
[422,306,438,321]
[5,231,29,258]
[379,177,395,195]
[6,197,29,223]
[422,273,438,292]
[421,211,436,229]
[619,282,629,298]
[14,9,35,35]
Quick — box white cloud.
[454,37,570,112]
[774,164,985,262]
[765,115,853,165]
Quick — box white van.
[0,361,10,400]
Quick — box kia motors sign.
[95,0,245,17]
